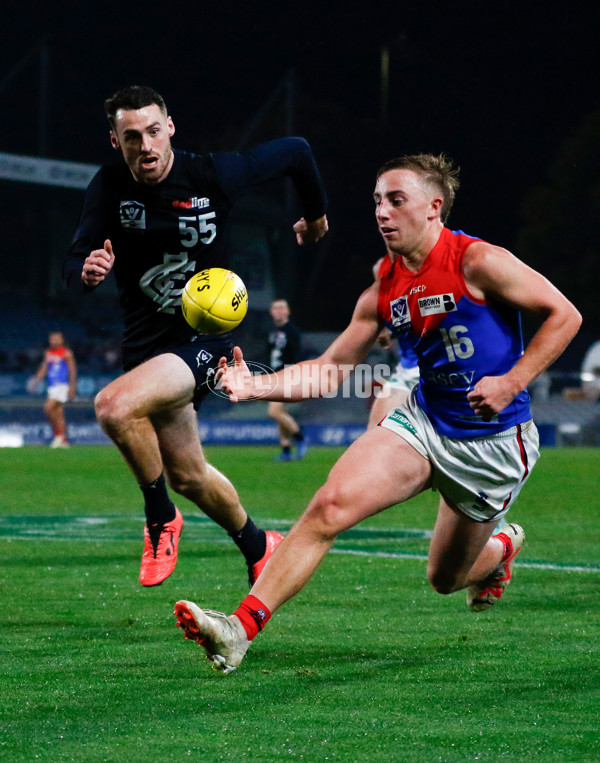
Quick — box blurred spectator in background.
[563,340,600,402]
[563,367,600,402]
[267,299,307,461]
[27,331,77,447]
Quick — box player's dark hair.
[104,86,168,129]
[377,154,460,224]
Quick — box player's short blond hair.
[377,154,460,224]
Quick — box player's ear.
[167,116,175,138]
[429,195,444,219]
[109,130,120,151]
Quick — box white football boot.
[174,600,251,674]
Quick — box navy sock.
[229,517,266,564]
[293,429,304,442]
[140,474,176,528]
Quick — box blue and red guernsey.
[46,346,70,386]
[377,228,531,438]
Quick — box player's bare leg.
[95,353,248,529]
[174,427,432,671]
[427,498,503,593]
[268,401,305,461]
[268,401,299,442]
[95,354,192,483]
[95,353,276,584]
[152,400,247,533]
[152,396,282,585]
[427,497,525,610]
[44,398,67,438]
[250,426,432,612]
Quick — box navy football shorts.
[166,332,234,409]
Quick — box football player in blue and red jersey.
[63,86,328,588]
[173,154,581,674]
[28,331,77,448]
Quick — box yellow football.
[181,268,248,334]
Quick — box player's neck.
[393,224,443,273]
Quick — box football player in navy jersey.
[63,85,328,588]
[266,299,307,461]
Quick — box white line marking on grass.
[330,547,600,574]
[1,516,598,574]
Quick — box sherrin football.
[181,268,248,334]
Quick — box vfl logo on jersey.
[418,293,457,316]
[389,296,411,329]
[120,201,146,230]
[195,349,213,368]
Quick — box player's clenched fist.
[82,239,115,287]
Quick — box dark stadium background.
[0,1,598,439]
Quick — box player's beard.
[134,147,174,185]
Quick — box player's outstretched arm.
[293,215,329,245]
[218,283,381,404]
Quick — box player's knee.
[304,484,351,541]
[427,565,460,595]
[94,386,130,432]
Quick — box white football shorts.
[380,388,540,522]
[47,383,69,403]
[384,361,420,392]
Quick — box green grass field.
[1,445,599,762]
